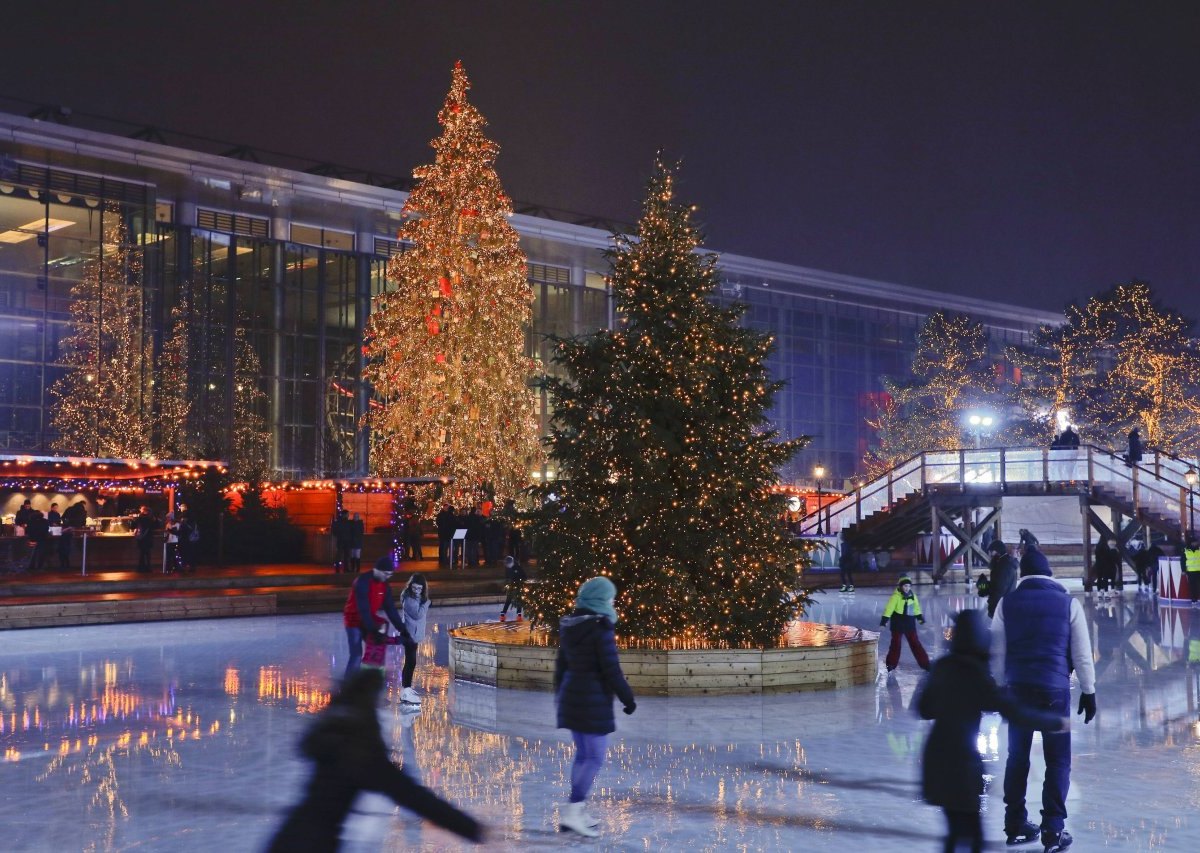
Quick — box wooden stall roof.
[0,455,225,489]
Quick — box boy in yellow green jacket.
[880,576,930,671]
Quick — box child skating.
[880,575,930,672]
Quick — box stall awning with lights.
[0,455,226,491]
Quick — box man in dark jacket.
[330,510,353,573]
[992,549,1096,852]
[25,510,50,572]
[436,504,456,566]
[131,506,157,574]
[987,540,1019,618]
[267,667,483,851]
[1134,541,1164,594]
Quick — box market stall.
[0,454,225,575]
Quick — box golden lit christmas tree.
[50,204,155,457]
[525,158,809,648]
[363,61,539,497]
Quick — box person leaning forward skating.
[880,575,930,672]
[991,546,1096,852]
[342,554,414,678]
[554,576,636,838]
[266,667,483,851]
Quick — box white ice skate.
[401,687,422,705]
[559,801,599,837]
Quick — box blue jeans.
[569,731,608,803]
[344,627,364,677]
[1004,684,1071,833]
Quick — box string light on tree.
[362,61,540,500]
[526,157,811,648]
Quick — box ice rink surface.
[1,581,1197,851]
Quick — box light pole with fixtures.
[966,413,995,449]
[813,464,826,535]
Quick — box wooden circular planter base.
[449,622,879,696]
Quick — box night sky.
[6,2,1199,320]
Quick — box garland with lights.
[362,61,540,500]
[525,158,810,648]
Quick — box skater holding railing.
[342,554,414,678]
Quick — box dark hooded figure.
[986,540,1019,618]
[1127,427,1143,467]
[267,668,482,851]
[917,610,1067,853]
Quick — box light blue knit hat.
[575,576,618,622]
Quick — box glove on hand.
[880,617,888,627]
[365,628,386,645]
[1077,692,1097,724]
[622,702,637,716]
[918,616,926,624]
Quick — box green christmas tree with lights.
[526,158,810,648]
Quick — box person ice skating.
[917,609,1069,853]
[499,555,526,621]
[1094,538,1120,601]
[838,532,857,592]
[396,573,430,704]
[992,545,1096,852]
[1133,540,1163,594]
[342,554,414,678]
[987,540,1019,618]
[1185,536,1200,607]
[880,576,930,672]
[266,668,483,851]
[554,576,636,838]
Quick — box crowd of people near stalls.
[4,498,198,575]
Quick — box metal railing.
[798,445,1198,538]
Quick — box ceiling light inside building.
[0,218,74,244]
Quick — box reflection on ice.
[0,587,1197,850]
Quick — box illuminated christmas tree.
[50,205,155,457]
[525,158,809,648]
[363,61,539,498]
[157,304,196,458]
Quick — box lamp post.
[813,464,826,535]
[966,413,995,449]
[1186,467,1197,538]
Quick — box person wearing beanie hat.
[499,555,527,622]
[880,576,930,672]
[553,576,635,837]
[917,610,1068,853]
[987,541,1019,619]
[992,542,1096,850]
[341,552,413,677]
[1019,542,1052,578]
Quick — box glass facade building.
[0,112,1060,484]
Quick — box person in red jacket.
[343,553,413,677]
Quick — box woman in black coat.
[917,609,1066,853]
[267,668,482,851]
[1094,538,1121,600]
[553,576,636,838]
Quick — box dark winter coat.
[554,608,635,734]
[1094,543,1120,582]
[1127,429,1144,465]
[436,507,457,538]
[917,612,1064,813]
[987,553,1019,618]
[267,669,481,851]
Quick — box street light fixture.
[1186,467,1197,538]
[966,412,995,449]
[813,464,826,535]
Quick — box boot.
[559,801,599,837]
[1006,820,1040,845]
[1042,829,1072,852]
